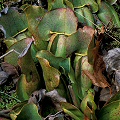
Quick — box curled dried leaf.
[83,70,109,88]
[103,48,120,90]
[0,71,8,85]
[1,62,19,79]
[88,30,110,88]
[28,89,66,117]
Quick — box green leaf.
[31,44,38,63]
[80,89,97,118]
[15,31,30,41]
[17,74,29,101]
[107,90,120,104]
[48,34,66,57]
[82,7,95,28]
[71,0,82,8]
[75,7,95,28]
[4,31,30,48]
[97,1,120,27]
[47,33,58,52]
[61,102,84,120]
[106,0,117,5]
[55,35,66,58]
[83,0,98,13]
[87,37,95,65]
[64,0,74,10]
[37,8,78,42]
[74,56,93,100]
[68,66,81,107]
[11,101,28,114]
[75,8,85,24]
[98,100,120,120]
[16,103,42,120]
[71,0,98,13]
[23,4,48,50]
[66,27,93,56]
[4,38,17,48]
[17,42,41,101]
[36,56,61,91]
[4,38,33,66]
[22,4,45,33]
[36,50,70,73]
[10,101,28,119]
[0,8,28,38]
[48,0,66,11]
[57,76,72,102]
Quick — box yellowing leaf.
[36,56,61,91]
[48,0,66,10]
[61,102,84,120]
[17,42,41,101]
[16,74,30,101]
[23,4,47,50]
[16,103,42,120]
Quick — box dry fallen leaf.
[93,55,110,88]
[28,89,66,113]
[100,85,116,102]
[92,28,110,88]
[28,89,46,110]
[83,70,109,88]
[1,62,19,79]
[84,28,110,88]
[103,48,120,91]
[83,50,110,88]
[0,71,8,85]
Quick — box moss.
[0,83,19,110]
[0,91,19,110]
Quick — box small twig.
[105,32,120,44]
[0,49,20,59]
[0,109,11,114]
[0,112,10,119]
[74,10,100,29]
[0,91,21,102]
[44,110,63,120]
[0,109,11,119]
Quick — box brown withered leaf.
[92,27,110,88]
[87,26,97,65]
[93,55,110,88]
[92,26,105,61]
[0,71,8,85]
[28,89,66,114]
[28,89,46,110]
[84,27,110,88]
[100,85,116,102]
[83,70,109,88]
[1,62,19,79]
